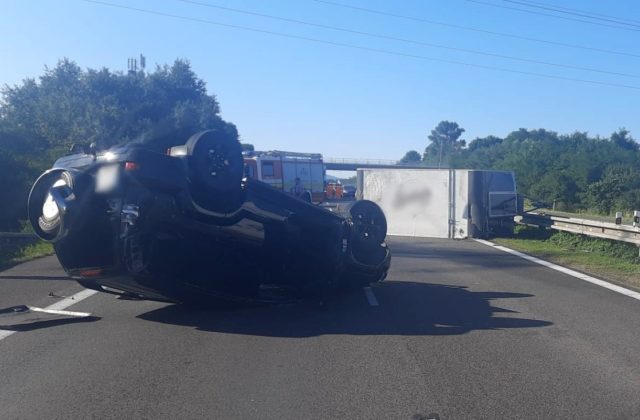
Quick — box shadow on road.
[137,281,552,337]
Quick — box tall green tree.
[610,128,638,151]
[399,150,421,164]
[423,121,465,168]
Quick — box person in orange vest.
[326,183,336,200]
[335,182,344,200]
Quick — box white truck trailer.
[356,169,519,239]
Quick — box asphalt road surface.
[1,237,640,419]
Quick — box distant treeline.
[401,121,640,215]
[0,58,238,230]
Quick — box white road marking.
[42,288,97,311]
[0,330,15,340]
[28,307,92,317]
[474,238,640,302]
[0,288,98,342]
[363,286,379,306]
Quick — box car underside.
[28,130,391,304]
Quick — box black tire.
[348,200,388,251]
[186,130,245,213]
[186,130,244,194]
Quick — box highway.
[1,237,640,419]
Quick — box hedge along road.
[0,237,640,419]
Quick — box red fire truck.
[243,150,326,202]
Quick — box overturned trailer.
[28,130,390,303]
[356,168,520,239]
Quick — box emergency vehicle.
[243,150,326,202]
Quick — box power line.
[516,0,640,26]
[465,0,640,32]
[81,0,640,91]
[178,0,640,79]
[310,0,640,59]
[502,0,640,28]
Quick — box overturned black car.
[28,130,390,303]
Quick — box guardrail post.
[634,210,640,228]
[615,211,623,225]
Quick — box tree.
[399,150,421,164]
[0,151,33,230]
[0,58,238,229]
[466,135,502,152]
[423,121,465,168]
[610,128,638,151]
[0,58,237,154]
[452,128,640,213]
[241,143,255,152]
[583,164,640,214]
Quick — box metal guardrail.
[323,158,430,171]
[0,232,38,251]
[324,157,400,165]
[517,213,640,246]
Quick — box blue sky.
[1,0,639,161]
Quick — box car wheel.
[348,200,387,251]
[186,130,245,213]
[186,130,244,194]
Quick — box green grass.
[493,226,640,290]
[0,240,54,271]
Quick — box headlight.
[41,179,67,220]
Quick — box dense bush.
[403,122,640,215]
[513,226,640,264]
